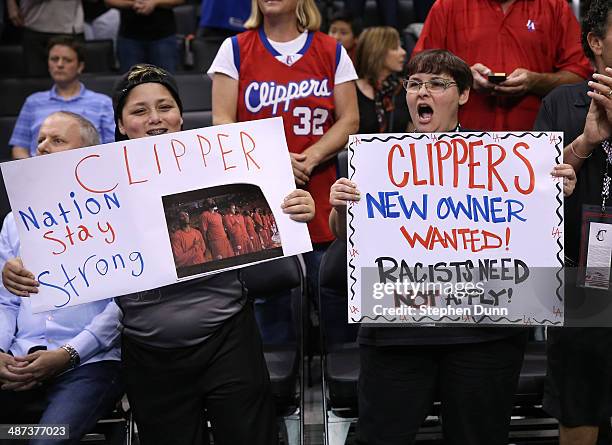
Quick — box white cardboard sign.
[2,117,312,313]
[347,132,564,326]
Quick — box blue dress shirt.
[9,83,115,156]
[0,213,121,364]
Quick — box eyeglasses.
[402,78,457,93]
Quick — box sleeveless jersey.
[234,28,342,243]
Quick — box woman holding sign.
[4,64,316,445]
[329,49,577,445]
[209,0,359,341]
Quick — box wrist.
[527,71,541,91]
[59,344,80,369]
[304,148,322,167]
[577,133,598,154]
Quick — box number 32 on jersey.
[293,107,329,136]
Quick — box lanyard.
[602,139,612,212]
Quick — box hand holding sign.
[2,117,313,313]
[347,131,564,326]
[281,189,315,222]
[2,258,38,297]
[330,178,361,209]
[550,164,577,197]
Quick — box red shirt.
[234,29,341,243]
[413,0,592,131]
[171,227,206,267]
[200,210,227,240]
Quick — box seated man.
[9,36,115,159]
[0,111,123,444]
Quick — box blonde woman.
[208,0,359,340]
[355,26,409,133]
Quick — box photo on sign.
[162,183,284,278]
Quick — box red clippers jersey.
[234,29,341,243]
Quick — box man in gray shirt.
[6,0,84,76]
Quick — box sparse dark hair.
[407,49,473,93]
[52,111,100,146]
[582,0,612,61]
[330,9,363,37]
[47,36,85,62]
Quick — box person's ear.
[77,61,85,75]
[458,87,470,106]
[118,119,127,136]
[588,31,604,58]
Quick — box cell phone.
[488,73,507,83]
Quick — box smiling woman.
[117,83,184,139]
[105,63,314,445]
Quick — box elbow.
[348,114,360,136]
[342,111,359,137]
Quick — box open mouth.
[147,128,168,136]
[417,104,433,123]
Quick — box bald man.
[0,111,123,445]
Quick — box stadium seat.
[0,78,53,117]
[83,40,116,73]
[174,4,199,37]
[175,73,213,111]
[191,38,224,74]
[0,116,17,160]
[0,159,12,221]
[81,74,121,97]
[318,150,359,444]
[182,111,213,130]
[318,237,359,445]
[0,45,24,77]
[398,0,415,29]
[3,396,133,445]
[242,256,306,445]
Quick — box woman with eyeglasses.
[354,26,409,134]
[329,49,577,445]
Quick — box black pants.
[22,29,84,77]
[121,304,277,445]
[356,333,527,445]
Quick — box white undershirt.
[207,30,357,85]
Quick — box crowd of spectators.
[1,1,612,445]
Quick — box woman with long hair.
[354,26,409,133]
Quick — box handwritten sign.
[2,117,312,313]
[347,132,564,326]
